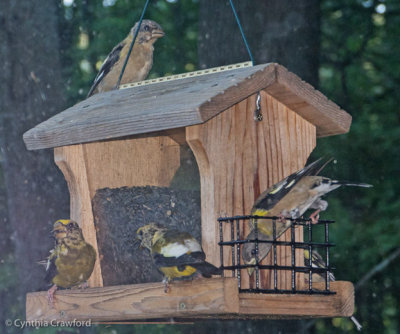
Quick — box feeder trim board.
[120,61,253,89]
[26,279,354,322]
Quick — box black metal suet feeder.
[218,216,336,295]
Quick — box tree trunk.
[198,1,320,332]
[0,0,69,313]
[198,0,320,86]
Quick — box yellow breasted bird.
[136,223,221,292]
[304,249,362,331]
[242,159,372,275]
[43,220,96,306]
[87,19,164,97]
[303,248,335,283]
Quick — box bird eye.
[67,222,74,228]
[251,249,257,255]
[312,181,320,188]
[144,25,150,31]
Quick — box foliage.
[59,0,199,105]
[312,0,400,332]
[0,0,398,332]
[44,0,400,332]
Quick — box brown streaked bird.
[42,220,96,307]
[242,158,372,275]
[87,19,164,97]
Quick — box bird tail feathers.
[193,262,222,277]
[334,181,373,188]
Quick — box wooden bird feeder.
[24,62,355,322]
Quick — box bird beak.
[151,29,165,39]
[52,224,67,239]
[245,258,256,276]
[133,238,142,249]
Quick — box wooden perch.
[26,278,239,322]
[26,279,353,322]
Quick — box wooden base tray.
[26,278,354,322]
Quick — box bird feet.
[162,278,170,293]
[309,209,321,224]
[277,213,289,225]
[193,273,204,280]
[47,284,58,308]
[78,281,89,290]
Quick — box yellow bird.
[242,159,372,275]
[87,19,164,97]
[136,223,221,292]
[304,249,362,331]
[43,220,96,306]
[303,248,335,283]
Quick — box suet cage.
[24,62,355,322]
[218,215,335,295]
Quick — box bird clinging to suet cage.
[242,159,372,275]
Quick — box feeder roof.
[23,63,351,150]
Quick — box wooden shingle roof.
[23,63,351,150]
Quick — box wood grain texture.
[186,91,316,290]
[54,145,103,288]
[26,280,354,321]
[54,136,181,287]
[23,63,351,150]
[239,281,354,318]
[82,136,181,198]
[267,66,352,137]
[26,278,239,322]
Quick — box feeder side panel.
[54,136,181,287]
[186,91,316,290]
[54,144,104,288]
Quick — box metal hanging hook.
[254,92,263,121]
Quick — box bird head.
[136,223,165,251]
[242,244,258,276]
[52,219,84,242]
[65,220,84,240]
[131,20,165,44]
[52,219,70,241]
[308,176,342,196]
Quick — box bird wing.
[252,158,325,214]
[153,251,205,267]
[152,230,221,276]
[43,249,59,285]
[87,42,124,97]
[152,230,205,266]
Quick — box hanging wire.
[229,1,263,121]
[229,0,255,66]
[116,0,258,101]
[115,0,151,89]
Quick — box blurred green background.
[0,0,399,333]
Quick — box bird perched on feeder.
[136,223,222,292]
[304,249,362,331]
[242,158,372,275]
[303,248,335,284]
[87,19,165,97]
[42,219,96,307]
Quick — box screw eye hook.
[254,92,263,121]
